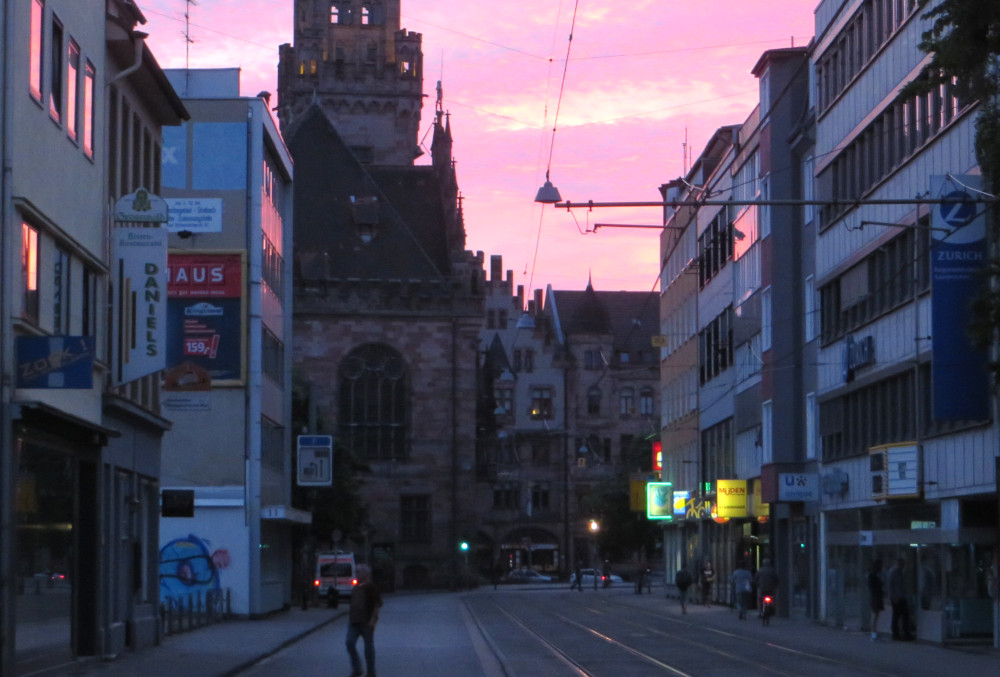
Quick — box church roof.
[288,104,455,281]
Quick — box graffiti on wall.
[159,533,231,600]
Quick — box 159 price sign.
[184,335,219,358]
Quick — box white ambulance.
[314,551,356,607]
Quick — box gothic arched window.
[338,344,408,460]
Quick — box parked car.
[569,568,623,587]
[504,568,552,583]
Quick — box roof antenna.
[183,0,197,93]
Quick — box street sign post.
[297,435,333,486]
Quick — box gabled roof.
[548,281,659,356]
[288,104,453,280]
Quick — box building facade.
[477,256,660,579]
[157,68,302,618]
[1,1,186,672]
[281,0,485,589]
[812,0,997,642]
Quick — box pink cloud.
[139,0,814,292]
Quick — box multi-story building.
[281,0,485,589]
[812,0,997,642]
[659,45,813,614]
[1,1,186,671]
[157,67,300,618]
[477,255,660,578]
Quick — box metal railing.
[160,588,232,636]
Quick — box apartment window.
[761,400,773,465]
[523,349,534,373]
[806,392,817,460]
[361,5,372,24]
[49,17,63,122]
[802,154,815,224]
[261,327,284,383]
[531,483,550,511]
[82,267,98,338]
[330,4,341,23]
[22,222,39,322]
[66,40,79,141]
[804,275,817,342]
[701,419,734,493]
[584,349,602,370]
[639,387,654,415]
[819,227,930,343]
[29,0,43,101]
[512,349,522,372]
[529,387,553,420]
[586,386,601,415]
[498,309,508,329]
[339,344,407,461]
[486,309,495,329]
[400,495,430,542]
[53,248,70,334]
[492,482,520,510]
[530,439,550,466]
[698,209,734,288]
[761,287,772,351]
[699,306,734,384]
[619,387,635,417]
[261,235,284,298]
[493,386,513,417]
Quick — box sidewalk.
[54,607,342,677]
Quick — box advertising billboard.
[165,252,245,386]
[646,482,674,521]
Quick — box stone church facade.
[278,0,485,589]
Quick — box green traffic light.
[459,541,469,551]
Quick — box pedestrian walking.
[700,561,715,606]
[868,558,885,641]
[731,560,753,619]
[345,564,383,677]
[887,557,914,641]
[675,567,693,613]
[570,565,583,592]
[754,558,779,616]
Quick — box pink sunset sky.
[138,0,816,293]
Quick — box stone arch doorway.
[500,526,560,576]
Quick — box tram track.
[466,591,903,677]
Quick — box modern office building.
[812,0,997,641]
[157,67,301,618]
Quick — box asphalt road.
[236,585,999,677]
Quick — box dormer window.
[350,195,379,243]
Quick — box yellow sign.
[630,479,646,512]
[751,479,769,518]
[716,479,748,518]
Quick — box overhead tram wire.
[527,0,581,297]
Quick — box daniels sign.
[112,227,167,385]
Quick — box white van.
[314,551,356,607]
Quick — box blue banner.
[16,336,94,389]
[930,175,990,420]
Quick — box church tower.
[278,0,424,165]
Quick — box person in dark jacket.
[868,558,885,641]
[675,567,693,613]
[887,558,914,640]
[346,564,383,677]
[754,558,779,616]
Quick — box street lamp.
[589,519,600,589]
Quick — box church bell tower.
[278,1,424,166]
